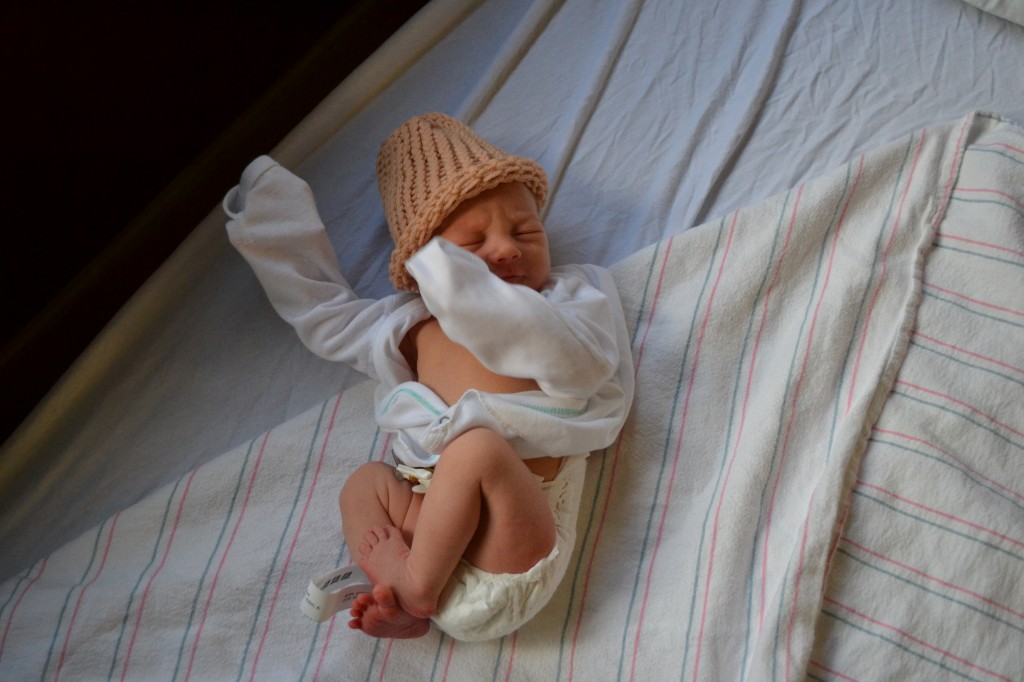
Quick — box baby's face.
[435,182,551,291]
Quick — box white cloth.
[225,157,634,466]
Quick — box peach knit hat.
[376,113,549,292]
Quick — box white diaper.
[430,454,588,642]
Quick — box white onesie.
[224,156,635,468]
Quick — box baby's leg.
[339,462,430,638]
[339,461,419,550]
[358,428,556,619]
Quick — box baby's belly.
[413,319,539,406]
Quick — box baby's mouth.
[492,267,522,282]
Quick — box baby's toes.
[362,526,387,547]
[351,592,374,614]
[372,584,400,613]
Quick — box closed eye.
[514,222,545,237]
[442,231,484,249]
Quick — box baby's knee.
[345,461,393,486]
[443,428,506,457]
[339,462,394,505]
[437,428,517,475]
[451,427,512,451]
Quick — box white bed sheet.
[2,0,1023,585]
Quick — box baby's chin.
[498,272,548,290]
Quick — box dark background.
[0,1,429,442]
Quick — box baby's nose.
[484,236,521,263]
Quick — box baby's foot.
[357,526,436,619]
[348,585,430,639]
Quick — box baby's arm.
[224,157,396,377]
[406,238,624,400]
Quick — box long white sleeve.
[406,238,623,400]
[224,156,413,380]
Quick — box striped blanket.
[2,111,1021,681]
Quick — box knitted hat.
[376,113,549,291]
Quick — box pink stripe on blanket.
[183,429,273,681]
[376,639,395,682]
[956,186,1024,211]
[0,558,48,665]
[441,636,457,681]
[973,141,1024,157]
[808,659,861,682]
[248,391,344,681]
[631,239,677,375]
[786,507,816,681]
[568,237,676,681]
[497,629,519,682]
[785,114,974,673]
[782,156,866,678]
[914,332,1024,378]
[841,536,1024,622]
[873,428,1024,503]
[673,211,739,680]
[314,428,393,679]
[824,597,1016,682]
[120,469,198,682]
[743,187,804,632]
[54,513,121,682]
[936,233,1024,260]
[847,131,928,415]
[690,184,806,675]
[856,481,1024,551]
[896,380,1024,440]
[923,283,1024,319]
